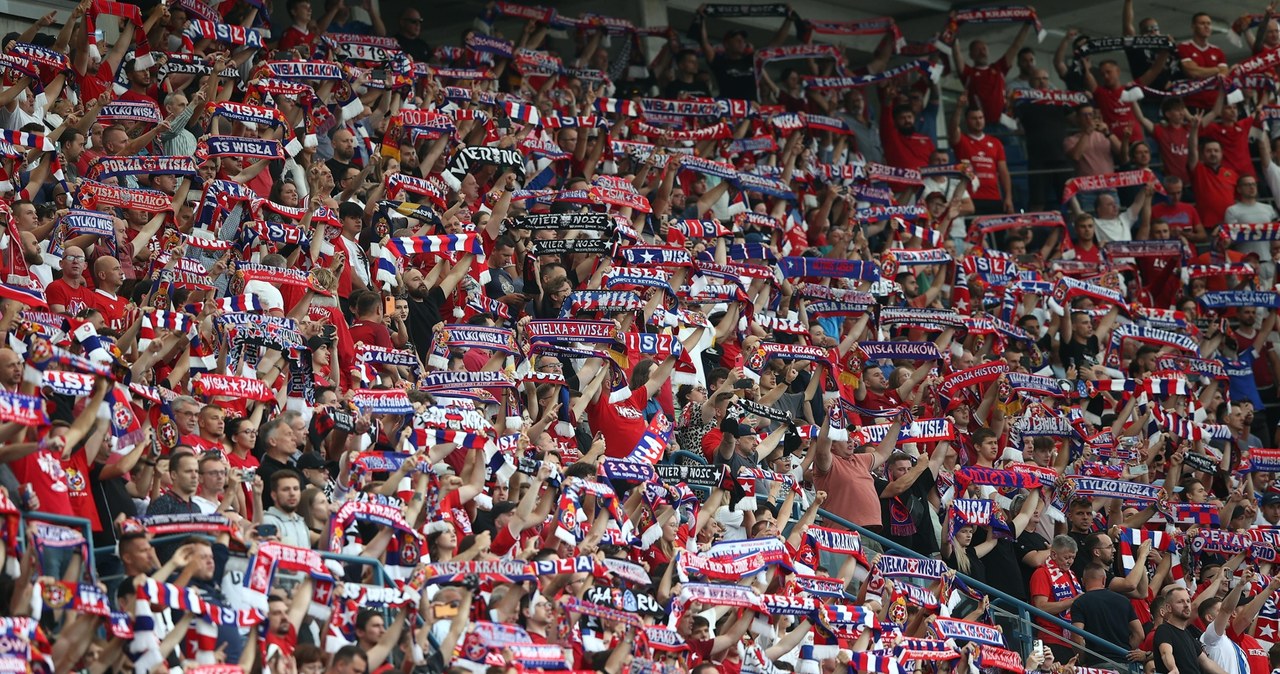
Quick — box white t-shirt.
[1224,200,1278,261]
[1202,620,1248,674]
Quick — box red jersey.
[277,26,314,50]
[1151,124,1190,182]
[879,106,936,171]
[961,61,1011,123]
[1151,201,1201,233]
[45,279,91,315]
[1137,254,1180,309]
[86,289,132,332]
[1228,626,1269,674]
[348,320,394,350]
[10,449,74,516]
[61,452,102,532]
[952,133,1006,201]
[1177,41,1228,110]
[1190,162,1239,229]
[1203,118,1256,178]
[587,386,650,459]
[1092,86,1143,140]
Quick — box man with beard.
[326,128,357,184]
[401,254,475,364]
[263,578,314,661]
[262,470,309,549]
[1074,532,1153,598]
[1155,586,1222,674]
[879,94,935,172]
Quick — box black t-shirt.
[877,469,938,557]
[1016,530,1050,598]
[405,286,446,364]
[1072,589,1138,664]
[396,35,431,62]
[91,462,137,549]
[711,52,757,101]
[666,78,713,99]
[484,268,518,313]
[1125,48,1177,91]
[257,455,295,510]
[1063,61,1089,93]
[1060,335,1101,371]
[1017,104,1070,161]
[945,546,986,585]
[325,159,354,188]
[982,537,1030,602]
[1154,623,1203,674]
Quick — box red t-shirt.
[1068,244,1103,264]
[1151,201,1201,233]
[1177,41,1228,110]
[1092,85,1143,140]
[263,624,297,660]
[1190,162,1240,229]
[46,279,91,315]
[1028,565,1077,647]
[61,452,102,532]
[1137,254,1180,309]
[277,26,314,50]
[879,105,936,172]
[1151,124,1190,182]
[961,61,1011,123]
[1203,118,1256,178]
[1228,626,1269,674]
[587,386,650,459]
[349,320,393,350]
[10,449,74,516]
[226,450,259,515]
[952,133,1006,201]
[86,289,132,332]
[118,88,163,111]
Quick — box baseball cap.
[297,452,326,471]
[1262,493,1280,507]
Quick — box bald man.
[0,348,21,391]
[86,256,131,331]
[325,128,356,187]
[47,246,91,315]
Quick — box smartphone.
[272,51,293,60]
[371,69,387,81]
[733,378,754,389]
[432,603,460,619]
[345,0,362,7]
[256,523,278,538]
[243,467,256,482]
[1033,640,1045,659]
[1130,464,1149,476]
[383,294,396,318]
[732,353,744,370]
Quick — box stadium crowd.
[6,0,1280,673]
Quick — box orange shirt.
[814,452,881,528]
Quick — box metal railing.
[817,508,1141,674]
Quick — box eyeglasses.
[63,255,85,262]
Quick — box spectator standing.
[1177,13,1229,112]
[950,23,1032,129]
[949,94,1012,215]
[1071,564,1144,665]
